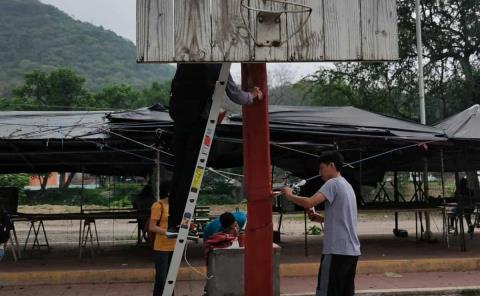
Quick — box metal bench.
[194,206,212,238]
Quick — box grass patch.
[21,184,142,208]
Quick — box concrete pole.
[440,150,448,245]
[415,0,433,240]
[423,158,432,239]
[394,171,399,233]
[242,63,273,296]
[416,0,426,125]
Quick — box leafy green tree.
[12,68,92,110]
[6,68,172,111]
[139,81,171,107]
[0,174,29,189]
[93,84,140,110]
[297,0,480,123]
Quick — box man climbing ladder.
[162,63,262,296]
[167,63,262,235]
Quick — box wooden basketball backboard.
[137,0,398,63]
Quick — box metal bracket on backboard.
[256,11,283,47]
[240,0,312,48]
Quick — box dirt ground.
[12,204,448,247]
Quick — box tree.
[93,84,140,110]
[59,172,76,189]
[139,81,171,107]
[268,65,298,105]
[6,68,172,111]
[12,68,92,110]
[0,174,29,189]
[297,0,480,123]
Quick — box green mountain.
[0,0,174,96]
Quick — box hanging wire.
[0,120,171,140]
[99,127,174,156]
[52,129,157,163]
[0,120,165,129]
[0,103,116,111]
[183,241,214,280]
[0,116,443,191]
[0,121,170,144]
[278,140,443,186]
[272,143,321,158]
[206,167,242,185]
[0,121,108,140]
[210,169,243,178]
[345,141,439,167]
[0,149,153,157]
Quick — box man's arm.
[281,187,327,209]
[149,218,166,235]
[225,74,262,105]
[148,205,166,235]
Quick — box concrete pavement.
[1,271,480,295]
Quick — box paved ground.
[3,208,480,295]
[1,271,480,295]
[10,208,448,244]
[2,231,480,274]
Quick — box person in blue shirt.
[203,211,246,240]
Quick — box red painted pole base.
[242,63,273,296]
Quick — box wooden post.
[423,158,432,240]
[440,149,448,245]
[359,151,364,205]
[242,63,273,296]
[394,171,399,232]
[80,168,85,213]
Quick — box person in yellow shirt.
[149,183,175,296]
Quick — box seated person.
[0,207,13,261]
[203,210,246,241]
[203,212,246,262]
[451,177,475,234]
[133,182,157,243]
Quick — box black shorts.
[316,254,359,296]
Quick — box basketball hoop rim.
[239,0,313,48]
[240,0,313,15]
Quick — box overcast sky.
[39,0,325,82]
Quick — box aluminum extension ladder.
[162,62,232,296]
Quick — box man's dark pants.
[316,254,359,296]
[153,251,173,296]
[168,120,207,229]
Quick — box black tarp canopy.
[434,105,480,171]
[0,111,108,140]
[229,106,444,141]
[224,106,447,184]
[435,105,480,140]
[0,104,452,177]
[0,110,160,176]
[110,105,449,180]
